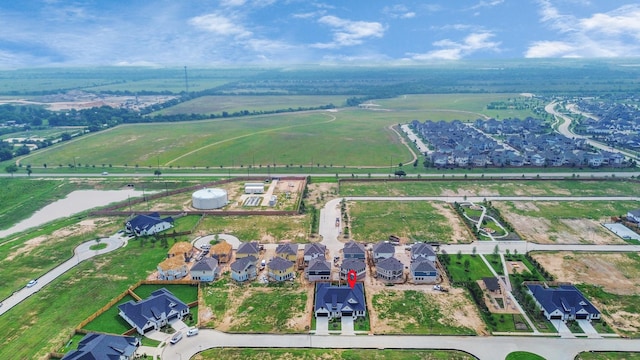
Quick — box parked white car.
[26,279,37,288]
[170,331,183,344]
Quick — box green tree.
[472,246,477,257]
[464,259,471,272]
[5,164,18,177]
[154,169,162,178]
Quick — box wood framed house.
[210,240,233,263]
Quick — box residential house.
[483,277,502,294]
[230,256,258,282]
[118,288,189,334]
[314,283,366,320]
[190,257,219,282]
[125,212,174,236]
[306,256,331,281]
[372,241,395,262]
[167,241,194,261]
[210,240,233,263]
[276,243,299,262]
[410,259,437,284]
[411,243,436,262]
[157,256,188,280]
[304,243,326,264]
[236,241,260,259]
[339,258,366,281]
[375,257,404,284]
[343,240,366,260]
[530,153,546,166]
[526,284,601,321]
[267,256,295,282]
[627,209,640,223]
[62,333,140,360]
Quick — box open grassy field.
[443,254,494,283]
[0,242,168,359]
[19,109,418,168]
[227,283,308,333]
[0,178,85,231]
[575,352,640,360]
[371,290,476,335]
[339,180,640,197]
[494,200,640,244]
[155,95,350,115]
[195,348,476,360]
[373,93,542,120]
[195,214,310,243]
[82,295,137,334]
[348,201,471,243]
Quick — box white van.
[170,331,183,344]
[186,327,199,337]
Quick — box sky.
[0,0,639,68]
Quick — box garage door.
[317,312,328,317]
[576,314,588,319]
[550,315,562,320]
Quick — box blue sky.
[1,0,639,68]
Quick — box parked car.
[101,171,109,175]
[26,280,37,288]
[186,327,199,337]
[170,332,183,344]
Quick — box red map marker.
[347,269,357,288]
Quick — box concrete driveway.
[578,320,601,338]
[551,320,574,338]
[341,317,354,335]
[315,317,329,335]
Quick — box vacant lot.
[532,252,640,336]
[493,201,639,244]
[195,214,310,243]
[348,201,471,243]
[370,289,479,335]
[156,95,349,115]
[339,180,640,197]
[21,109,416,169]
[194,348,476,360]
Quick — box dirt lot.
[493,202,625,244]
[306,182,338,206]
[532,252,640,335]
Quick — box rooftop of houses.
[168,241,193,256]
[527,284,600,317]
[304,243,326,256]
[117,288,188,331]
[61,333,139,360]
[191,257,218,272]
[210,240,232,253]
[314,283,365,314]
[343,240,366,255]
[157,255,187,271]
[230,255,257,272]
[482,277,501,292]
[376,256,404,272]
[268,256,295,271]
[237,241,261,255]
[411,243,436,258]
[372,241,395,254]
[276,243,298,256]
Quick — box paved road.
[0,235,126,316]
[164,328,640,360]
[546,101,639,162]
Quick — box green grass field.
[82,295,137,334]
[197,348,476,360]
[339,180,640,197]
[19,109,416,168]
[505,351,546,360]
[132,284,198,303]
[348,201,462,243]
[372,290,475,335]
[155,95,349,115]
[575,352,640,360]
[196,214,310,243]
[229,283,307,333]
[443,254,494,283]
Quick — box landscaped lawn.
[348,201,460,243]
[505,351,546,360]
[82,295,137,334]
[442,254,494,283]
[372,290,475,335]
[197,348,476,360]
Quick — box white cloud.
[409,31,501,60]
[526,1,640,57]
[383,5,415,19]
[312,15,385,49]
[220,0,247,7]
[469,0,505,10]
[188,13,252,38]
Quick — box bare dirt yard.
[306,182,338,207]
[532,252,640,335]
[493,201,625,244]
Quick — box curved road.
[0,235,126,316]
